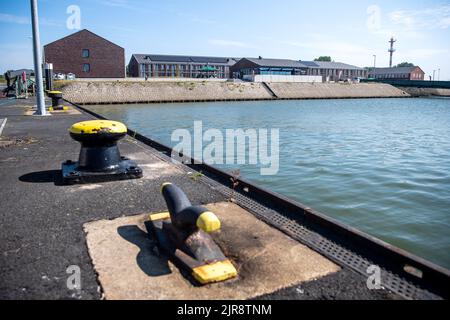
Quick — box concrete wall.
[60,81,410,104]
[243,75,323,83]
[65,77,227,82]
[363,79,450,89]
[401,87,450,97]
[60,81,273,104]
[266,82,410,99]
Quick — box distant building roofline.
[238,57,308,68]
[44,29,124,50]
[235,57,365,70]
[299,60,365,70]
[131,53,240,65]
[370,66,424,74]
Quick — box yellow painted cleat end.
[196,211,221,233]
[149,211,171,221]
[192,260,237,284]
[160,182,172,193]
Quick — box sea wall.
[400,87,450,97]
[59,81,273,104]
[267,82,409,99]
[59,81,410,104]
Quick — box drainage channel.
[72,101,449,300]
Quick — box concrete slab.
[84,201,340,300]
[24,106,81,116]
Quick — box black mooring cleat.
[147,183,237,285]
[62,120,143,184]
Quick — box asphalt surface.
[0,98,399,300]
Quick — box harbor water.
[88,97,450,268]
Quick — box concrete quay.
[0,98,443,300]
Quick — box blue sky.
[1,0,450,79]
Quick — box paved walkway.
[0,98,396,299]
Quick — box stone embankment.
[59,80,410,105]
[268,82,409,99]
[60,81,273,104]
[400,87,450,97]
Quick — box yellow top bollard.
[69,120,127,135]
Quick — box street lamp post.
[372,55,376,78]
[30,0,47,116]
[433,70,436,81]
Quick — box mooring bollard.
[47,90,68,111]
[62,120,143,184]
[147,183,237,285]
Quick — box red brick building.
[369,66,425,80]
[44,29,125,78]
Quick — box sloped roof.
[243,57,307,68]
[236,58,364,70]
[370,66,421,74]
[44,29,124,49]
[300,61,364,70]
[132,54,239,65]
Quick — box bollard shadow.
[19,170,65,186]
[117,224,172,277]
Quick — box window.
[82,49,90,58]
[83,63,90,73]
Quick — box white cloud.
[0,12,61,27]
[41,18,62,27]
[0,43,33,73]
[405,48,449,59]
[438,16,450,29]
[283,39,372,62]
[365,4,450,39]
[388,4,450,30]
[99,0,131,8]
[176,12,216,25]
[0,13,29,24]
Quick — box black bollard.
[62,120,143,184]
[47,90,68,111]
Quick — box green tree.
[314,56,332,62]
[395,62,415,67]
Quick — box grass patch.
[53,80,72,89]
[190,171,204,181]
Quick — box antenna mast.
[388,37,397,68]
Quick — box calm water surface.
[88,98,450,268]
